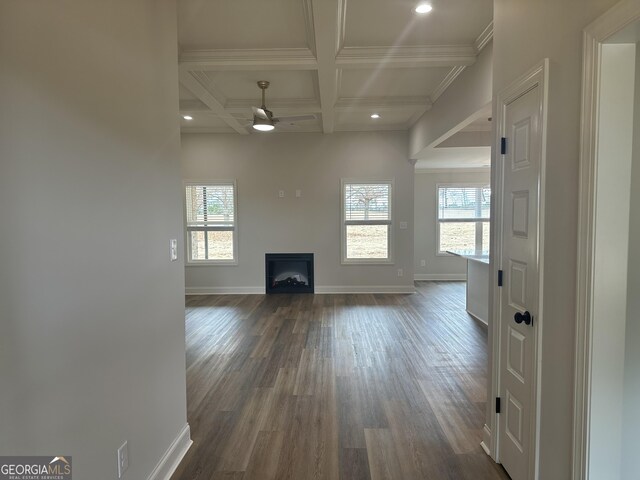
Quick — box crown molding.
[336,45,477,68]
[431,65,467,103]
[179,48,318,71]
[475,21,493,52]
[336,0,348,53]
[334,123,408,132]
[181,126,238,134]
[335,96,431,111]
[301,0,317,56]
[223,98,321,115]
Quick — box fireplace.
[265,253,314,294]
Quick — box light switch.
[399,221,408,230]
[170,239,178,261]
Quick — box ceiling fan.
[251,80,316,131]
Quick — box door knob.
[514,311,532,325]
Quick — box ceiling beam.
[336,45,477,69]
[311,0,341,133]
[179,70,249,135]
[223,98,321,116]
[179,48,318,72]
[335,96,432,111]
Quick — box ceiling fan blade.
[274,114,316,123]
[252,106,268,119]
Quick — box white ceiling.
[177,0,493,134]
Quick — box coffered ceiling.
[177,0,493,134]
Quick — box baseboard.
[414,273,467,281]
[185,286,263,295]
[147,424,192,480]
[467,310,488,326]
[480,424,492,456]
[315,285,416,294]
[186,286,416,295]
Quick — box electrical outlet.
[117,441,129,478]
[399,221,408,230]
[420,259,426,267]
[397,268,403,277]
[295,189,301,198]
[278,190,285,198]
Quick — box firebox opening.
[265,253,314,294]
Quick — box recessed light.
[182,115,193,121]
[370,113,381,119]
[414,3,433,14]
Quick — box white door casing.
[573,2,640,479]
[492,60,548,480]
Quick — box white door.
[497,75,543,480]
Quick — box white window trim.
[436,183,490,256]
[341,178,394,265]
[184,180,239,266]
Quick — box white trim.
[481,424,492,456]
[186,286,264,295]
[490,59,549,478]
[467,309,488,326]
[414,273,466,281]
[414,167,491,174]
[146,424,192,480]
[431,66,467,103]
[475,22,494,53]
[183,180,239,266]
[185,285,416,295]
[315,285,415,294]
[179,48,318,71]
[335,45,477,68]
[341,178,395,265]
[435,183,491,255]
[573,2,640,479]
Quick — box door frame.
[573,1,640,479]
[489,59,549,480]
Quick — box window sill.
[186,260,238,266]
[341,259,394,265]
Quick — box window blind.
[438,186,490,220]
[344,183,391,223]
[185,184,235,229]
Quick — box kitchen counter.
[447,250,490,324]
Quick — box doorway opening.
[574,2,640,478]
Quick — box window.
[342,180,393,263]
[185,182,237,264]
[437,184,490,254]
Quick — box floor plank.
[171,282,510,480]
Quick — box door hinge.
[498,269,503,287]
[500,137,507,155]
[496,397,501,414]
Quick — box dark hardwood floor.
[172,282,510,480]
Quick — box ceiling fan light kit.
[250,80,315,132]
[252,118,275,131]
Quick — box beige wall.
[414,169,490,279]
[0,2,188,479]
[491,0,620,477]
[181,132,415,293]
